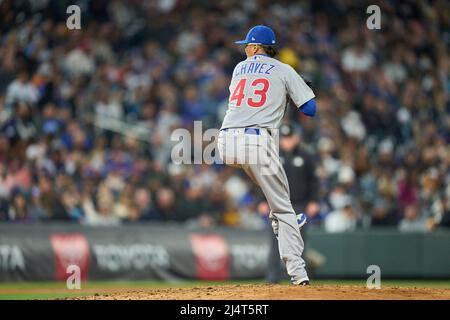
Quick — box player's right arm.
[283,64,316,117]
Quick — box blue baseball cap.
[235,25,276,45]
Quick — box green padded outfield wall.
[0,224,449,281]
[308,229,450,278]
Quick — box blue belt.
[222,128,260,135]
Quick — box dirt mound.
[66,284,450,300]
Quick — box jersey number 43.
[229,78,270,108]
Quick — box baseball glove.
[300,74,313,89]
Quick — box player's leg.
[241,134,308,284]
[273,161,307,283]
[242,162,308,283]
[219,129,308,283]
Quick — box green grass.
[0,279,449,300]
[0,280,262,300]
[0,293,94,300]
[0,279,261,290]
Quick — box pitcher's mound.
[66,284,450,300]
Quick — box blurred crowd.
[0,0,449,232]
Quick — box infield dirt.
[65,284,450,300]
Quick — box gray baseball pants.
[218,127,308,283]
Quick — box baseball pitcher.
[218,25,316,285]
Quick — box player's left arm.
[284,65,316,117]
[299,98,316,117]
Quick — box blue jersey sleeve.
[299,98,316,117]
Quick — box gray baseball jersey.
[220,54,315,130]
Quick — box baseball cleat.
[297,213,307,229]
[298,280,310,286]
[292,277,310,286]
